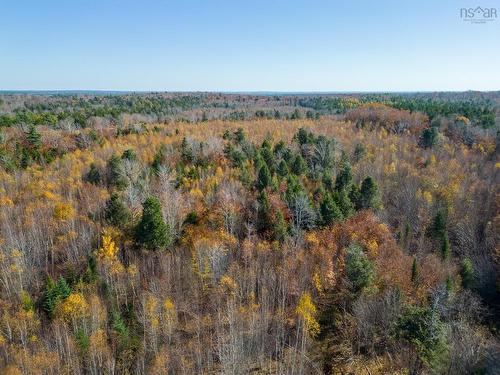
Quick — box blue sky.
[1,0,499,91]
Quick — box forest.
[0,91,499,374]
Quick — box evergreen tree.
[272,210,288,243]
[322,171,334,192]
[335,162,353,192]
[256,163,272,191]
[359,176,381,209]
[334,188,354,218]
[121,148,137,161]
[429,209,447,239]
[277,159,289,178]
[349,183,362,210]
[180,137,193,163]
[41,276,71,317]
[460,258,474,289]
[441,232,451,260]
[107,154,127,190]
[135,197,171,250]
[346,243,374,293]
[291,154,307,176]
[411,256,419,283]
[320,193,343,226]
[420,127,439,149]
[256,191,271,233]
[104,193,131,228]
[85,163,101,185]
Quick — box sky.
[1,0,499,92]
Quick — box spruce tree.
[320,193,343,226]
[291,154,307,176]
[441,232,451,260]
[360,176,381,210]
[107,154,127,190]
[85,163,101,185]
[411,257,418,283]
[135,197,170,250]
[256,163,272,191]
[104,193,131,228]
[272,210,288,243]
[460,258,474,289]
[256,191,271,233]
[335,162,353,192]
[334,188,354,218]
[277,159,289,178]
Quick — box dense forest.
[0,92,499,374]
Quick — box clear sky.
[1,0,499,91]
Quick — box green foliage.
[320,193,343,226]
[272,210,288,243]
[441,232,451,260]
[256,191,271,233]
[291,154,307,176]
[359,176,381,210]
[180,137,194,163]
[121,148,137,161]
[335,162,353,192]
[395,305,448,370]
[334,188,354,218]
[411,257,418,284]
[184,211,199,225]
[420,127,439,149]
[104,193,131,228]
[21,291,35,312]
[345,243,374,293]
[75,328,90,351]
[85,163,101,185]
[460,258,474,289]
[277,159,289,178]
[107,154,127,190]
[41,276,71,317]
[135,197,171,250]
[256,163,272,191]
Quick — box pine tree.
[291,154,307,176]
[277,159,289,178]
[85,163,101,185]
[256,163,272,191]
[460,258,474,289]
[360,176,381,210]
[349,183,362,210]
[256,191,271,233]
[334,188,354,218]
[335,162,353,192]
[411,257,418,283]
[135,197,171,250]
[320,193,343,226]
[107,154,127,190]
[346,243,374,293]
[272,210,288,243]
[41,276,71,317]
[430,210,447,239]
[104,193,131,228]
[441,232,451,260]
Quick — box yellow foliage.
[312,271,322,294]
[0,196,14,207]
[163,298,175,312]
[59,293,89,321]
[422,191,433,205]
[220,275,238,295]
[296,292,320,337]
[53,202,75,221]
